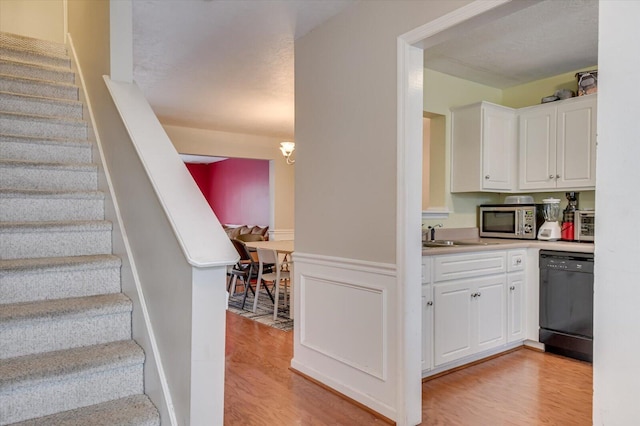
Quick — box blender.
[538,198,562,240]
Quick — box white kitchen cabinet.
[507,272,526,343]
[451,102,517,192]
[519,94,597,191]
[422,284,433,372]
[433,274,507,367]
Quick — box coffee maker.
[561,192,579,241]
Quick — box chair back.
[236,234,265,243]
[256,248,278,266]
[231,239,253,262]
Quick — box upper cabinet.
[451,102,517,192]
[519,94,597,191]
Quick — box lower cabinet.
[422,284,433,371]
[433,275,506,366]
[424,249,527,374]
[507,272,525,342]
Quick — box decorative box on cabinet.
[451,102,517,192]
[519,94,597,191]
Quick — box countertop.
[421,238,594,256]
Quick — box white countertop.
[422,238,594,256]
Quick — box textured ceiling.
[424,0,599,88]
[132,0,598,139]
[132,0,354,139]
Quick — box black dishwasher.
[539,250,594,362]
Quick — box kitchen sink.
[423,239,500,248]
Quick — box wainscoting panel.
[300,275,386,379]
[291,252,398,420]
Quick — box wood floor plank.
[225,311,593,425]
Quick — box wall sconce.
[279,141,295,165]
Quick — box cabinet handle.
[516,258,522,265]
[476,292,481,297]
[510,286,516,291]
[426,301,433,306]
[471,293,477,298]
[485,175,490,179]
[549,174,554,179]
[556,174,561,179]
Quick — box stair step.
[0,58,75,85]
[0,91,83,119]
[0,220,112,260]
[0,254,121,304]
[10,394,159,426]
[0,111,86,139]
[0,74,78,100]
[0,32,68,58]
[0,340,144,424]
[0,293,132,359]
[0,44,70,70]
[0,134,92,163]
[0,189,104,222]
[0,160,97,191]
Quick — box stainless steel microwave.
[574,210,595,242]
[479,204,544,240]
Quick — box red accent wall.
[185,159,269,226]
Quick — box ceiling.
[132,0,598,140]
[424,0,599,88]
[132,0,355,139]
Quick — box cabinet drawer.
[434,251,507,282]
[508,250,526,272]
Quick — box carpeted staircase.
[0,32,160,425]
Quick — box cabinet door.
[556,95,597,189]
[507,273,526,343]
[482,104,516,191]
[422,284,433,372]
[434,280,474,366]
[519,105,557,190]
[475,275,507,352]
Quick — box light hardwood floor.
[225,312,592,425]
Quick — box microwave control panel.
[521,209,536,235]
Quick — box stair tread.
[0,110,85,126]
[0,133,92,147]
[0,32,67,56]
[0,73,77,90]
[0,188,104,199]
[0,220,111,233]
[10,394,159,426]
[0,57,73,75]
[0,43,69,62]
[0,254,120,273]
[0,90,83,107]
[0,340,143,392]
[0,293,131,326]
[0,159,97,171]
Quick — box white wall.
[0,0,65,43]
[294,1,472,424]
[593,1,640,424]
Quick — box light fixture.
[279,141,295,165]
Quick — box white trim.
[293,251,396,276]
[269,228,295,241]
[397,2,514,424]
[422,208,450,220]
[66,34,178,426]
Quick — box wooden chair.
[255,248,291,320]
[228,239,273,310]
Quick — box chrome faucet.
[427,223,443,241]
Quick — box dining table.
[243,240,294,319]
